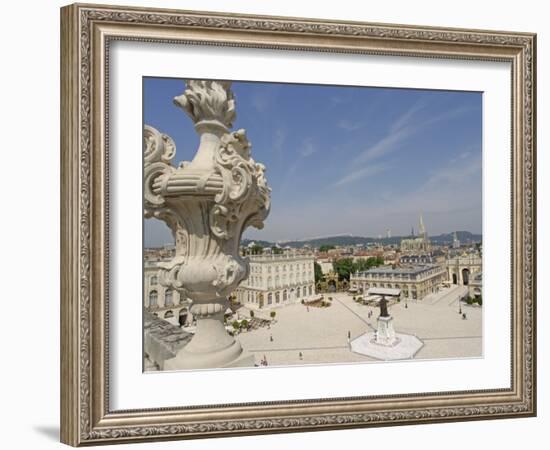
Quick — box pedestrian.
[462,313,467,320]
[299,352,303,360]
[270,334,273,342]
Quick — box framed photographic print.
[60,3,536,446]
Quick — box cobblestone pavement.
[236,290,482,367]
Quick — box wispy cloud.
[450,151,471,163]
[422,154,481,189]
[355,126,415,165]
[353,101,424,164]
[337,119,365,131]
[298,137,317,157]
[353,102,475,166]
[277,137,318,195]
[331,163,388,188]
[390,101,425,133]
[272,129,286,154]
[251,93,270,113]
[330,96,345,106]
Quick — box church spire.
[419,213,426,238]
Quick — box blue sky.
[144,78,482,247]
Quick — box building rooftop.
[355,264,440,277]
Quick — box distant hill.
[242,231,481,249]
[430,231,482,245]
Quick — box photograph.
[143,78,483,371]
[58,3,536,445]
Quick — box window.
[283,290,287,301]
[149,290,158,307]
[275,292,280,303]
[309,285,313,296]
[150,275,158,286]
[268,293,273,304]
[165,289,173,306]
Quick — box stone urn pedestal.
[144,80,270,370]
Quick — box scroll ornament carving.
[211,129,271,240]
[143,124,176,211]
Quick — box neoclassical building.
[144,254,192,327]
[401,214,431,253]
[235,254,316,309]
[446,252,482,286]
[350,264,446,301]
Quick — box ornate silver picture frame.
[60,3,536,446]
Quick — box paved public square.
[236,286,482,367]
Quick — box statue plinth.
[144,80,271,370]
[375,316,399,347]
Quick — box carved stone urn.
[144,80,271,369]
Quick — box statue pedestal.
[375,315,399,347]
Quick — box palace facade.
[144,251,193,327]
[235,254,316,309]
[350,264,446,301]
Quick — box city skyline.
[144,78,482,247]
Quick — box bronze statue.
[379,296,389,318]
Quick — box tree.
[270,311,276,320]
[271,246,283,255]
[352,256,384,273]
[249,310,255,318]
[232,320,240,330]
[319,244,335,253]
[314,262,324,283]
[240,319,249,330]
[333,258,354,281]
[250,244,264,255]
[353,258,370,272]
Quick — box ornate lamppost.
[144,80,271,369]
